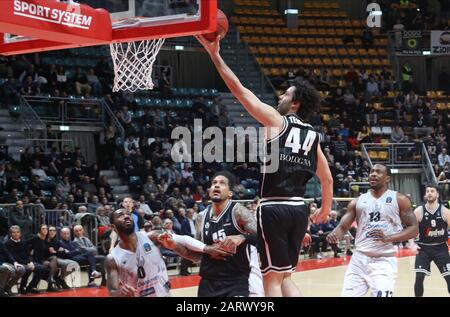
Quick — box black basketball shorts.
[415,243,450,277]
[197,278,249,297]
[256,201,309,275]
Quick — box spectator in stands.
[20,75,40,95]
[438,163,450,182]
[97,175,112,197]
[333,135,348,154]
[137,195,152,217]
[86,69,102,96]
[438,148,450,168]
[73,68,92,97]
[158,71,171,99]
[0,237,25,296]
[122,197,144,232]
[28,224,59,292]
[80,176,97,196]
[31,160,47,182]
[5,226,45,294]
[58,227,101,287]
[366,76,380,97]
[1,77,21,107]
[393,18,405,48]
[143,176,158,195]
[70,159,85,184]
[402,62,413,91]
[117,106,132,135]
[124,135,140,156]
[390,125,405,143]
[96,206,111,228]
[436,136,448,155]
[87,195,102,214]
[156,160,172,183]
[46,225,78,290]
[9,200,33,239]
[164,209,181,234]
[4,188,20,204]
[147,192,163,214]
[60,145,73,171]
[151,215,163,230]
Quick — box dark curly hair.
[291,80,321,121]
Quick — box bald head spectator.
[438,148,450,168]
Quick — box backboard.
[0,0,216,55]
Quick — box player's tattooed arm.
[219,204,257,250]
[195,212,204,241]
[233,203,257,234]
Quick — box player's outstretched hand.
[310,207,329,224]
[119,281,137,297]
[220,235,245,253]
[195,34,221,56]
[157,232,176,250]
[204,243,233,261]
[409,242,421,255]
[326,230,340,244]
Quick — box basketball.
[204,10,228,42]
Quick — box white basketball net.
[109,38,165,92]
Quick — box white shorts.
[342,251,397,297]
[249,246,265,297]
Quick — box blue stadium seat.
[20,176,29,185]
[42,190,52,198]
[244,188,256,198]
[129,176,141,190]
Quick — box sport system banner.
[431,30,450,55]
[401,30,422,55]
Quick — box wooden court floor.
[171,253,449,297]
[28,250,449,297]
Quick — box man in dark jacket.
[58,227,102,287]
[4,226,44,294]
[0,239,25,296]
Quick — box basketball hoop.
[110,36,165,92]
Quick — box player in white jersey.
[105,208,207,297]
[327,164,418,297]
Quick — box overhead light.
[423,51,431,55]
[59,126,70,131]
[284,9,299,14]
[175,46,184,50]
[369,11,383,16]
[390,169,399,174]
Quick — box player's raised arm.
[311,145,334,224]
[149,230,203,263]
[327,198,357,244]
[196,34,283,128]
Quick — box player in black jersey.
[159,171,263,297]
[410,185,450,296]
[195,171,261,297]
[196,35,334,297]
